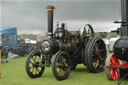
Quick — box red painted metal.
[109,55,128,80]
[119,62,128,67]
[110,55,120,80]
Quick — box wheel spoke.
[92,57,97,63]
[94,42,105,61]
[56,68,60,74]
[29,61,33,64]
[110,58,115,66]
[38,56,44,65]
[38,57,40,63]
[29,67,33,69]
[58,69,62,76]
[60,56,63,63]
[38,67,41,71]
[35,69,37,74]
[91,53,95,57]
[93,62,97,68]
[32,67,34,74]
[56,56,68,77]
[94,43,98,52]
[64,63,68,68]
[96,54,104,61]
[93,59,99,68]
[111,68,119,80]
[98,49,104,53]
[32,56,36,62]
[36,68,39,73]
[58,57,61,64]
[62,70,65,76]
[56,63,60,68]
[95,42,101,53]
[93,46,97,55]
[62,57,66,63]
[35,56,37,62]
[99,57,104,61]
[33,68,36,75]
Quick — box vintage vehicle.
[25,6,107,80]
[108,37,119,52]
[0,27,37,58]
[105,0,128,85]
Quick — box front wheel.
[25,50,45,78]
[52,51,71,80]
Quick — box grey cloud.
[1,0,120,1]
[1,0,121,34]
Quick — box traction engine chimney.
[121,0,128,36]
[46,6,55,36]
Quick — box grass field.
[0,56,128,85]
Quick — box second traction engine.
[105,0,128,85]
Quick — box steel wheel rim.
[105,55,113,80]
[55,54,70,77]
[28,55,43,75]
[110,55,120,80]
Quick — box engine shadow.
[72,68,89,73]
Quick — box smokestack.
[121,0,128,22]
[121,0,128,36]
[46,6,55,36]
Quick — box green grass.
[0,57,128,85]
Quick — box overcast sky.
[0,0,121,34]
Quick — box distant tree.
[18,34,37,40]
[100,32,107,38]
[110,33,118,38]
[95,32,118,39]
[95,32,109,39]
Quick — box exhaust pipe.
[46,6,55,36]
[121,0,128,36]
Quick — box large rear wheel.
[85,38,107,73]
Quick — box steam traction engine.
[25,6,106,80]
[105,0,128,85]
